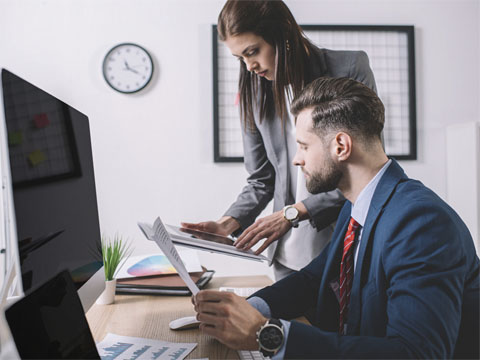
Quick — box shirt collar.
[351,159,392,227]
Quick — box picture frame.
[212,24,417,162]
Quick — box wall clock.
[102,43,154,94]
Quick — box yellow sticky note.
[8,131,23,146]
[28,150,47,166]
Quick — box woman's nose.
[245,59,257,72]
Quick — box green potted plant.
[96,234,133,305]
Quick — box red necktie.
[339,217,360,334]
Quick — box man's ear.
[331,132,352,161]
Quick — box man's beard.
[305,155,343,194]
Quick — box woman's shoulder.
[319,48,370,72]
[309,47,376,90]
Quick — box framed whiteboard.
[212,25,417,162]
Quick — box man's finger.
[196,289,232,302]
[199,323,224,340]
[197,312,223,327]
[196,300,224,315]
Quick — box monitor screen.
[0,68,104,311]
[5,269,100,359]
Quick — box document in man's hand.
[166,225,268,262]
[138,218,200,295]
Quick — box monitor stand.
[0,260,21,359]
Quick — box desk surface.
[86,275,272,359]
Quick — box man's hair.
[291,77,385,142]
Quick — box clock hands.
[123,60,140,74]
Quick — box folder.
[116,268,215,295]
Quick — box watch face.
[259,325,283,351]
[285,206,298,220]
[102,43,154,94]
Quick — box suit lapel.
[347,160,408,334]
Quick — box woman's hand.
[233,202,309,254]
[233,210,291,254]
[181,216,240,236]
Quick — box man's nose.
[293,151,304,166]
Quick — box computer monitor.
[0,68,104,312]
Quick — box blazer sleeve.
[283,202,468,359]
[223,123,275,232]
[251,242,330,320]
[302,50,376,231]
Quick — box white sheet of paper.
[138,218,200,295]
[96,333,196,360]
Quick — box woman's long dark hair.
[218,0,316,130]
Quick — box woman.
[183,0,377,280]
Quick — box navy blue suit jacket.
[254,160,479,359]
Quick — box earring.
[286,39,290,52]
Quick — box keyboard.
[237,350,267,360]
[219,287,261,297]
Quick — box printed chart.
[96,333,196,360]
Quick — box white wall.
[0,0,478,278]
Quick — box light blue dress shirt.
[248,160,392,359]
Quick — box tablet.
[166,225,268,262]
[5,270,100,359]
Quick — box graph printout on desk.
[96,333,196,360]
[138,217,200,295]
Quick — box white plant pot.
[96,279,117,305]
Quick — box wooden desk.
[86,275,272,359]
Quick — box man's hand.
[233,210,291,254]
[181,216,240,236]
[194,290,267,350]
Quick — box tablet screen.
[169,225,235,246]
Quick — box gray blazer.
[224,47,377,264]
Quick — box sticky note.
[28,150,47,166]
[33,113,50,128]
[234,92,240,106]
[8,131,23,146]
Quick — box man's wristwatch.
[256,318,284,358]
[283,205,299,228]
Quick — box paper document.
[96,333,196,360]
[138,218,200,295]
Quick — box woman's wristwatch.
[256,318,284,357]
[283,205,299,228]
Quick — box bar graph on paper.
[96,333,196,360]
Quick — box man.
[194,77,479,359]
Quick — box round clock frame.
[102,42,154,94]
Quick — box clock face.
[102,43,154,94]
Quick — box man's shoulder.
[381,177,470,239]
[390,178,448,211]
